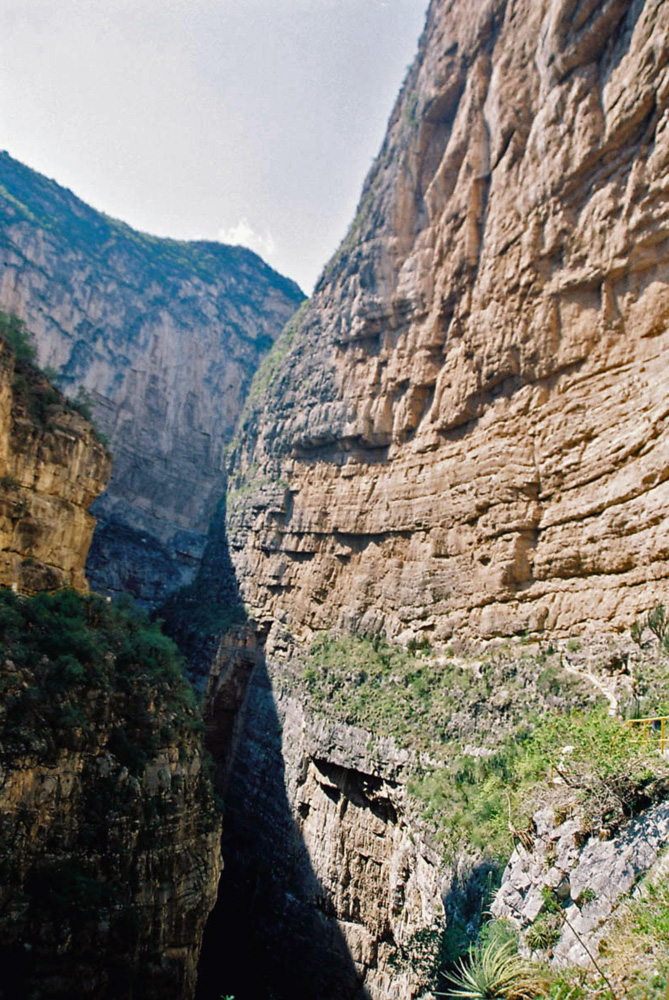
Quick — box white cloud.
[217,218,276,259]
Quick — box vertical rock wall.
[0,327,221,998]
[201,629,445,1000]
[0,337,110,591]
[217,1,669,997]
[228,0,669,642]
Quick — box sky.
[0,0,428,294]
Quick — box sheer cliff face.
[0,591,222,1000]
[0,153,304,604]
[0,335,221,999]
[201,631,446,1000]
[229,0,669,641]
[0,339,110,591]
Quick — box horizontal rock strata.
[202,627,445,1000]
[229,0,669,641]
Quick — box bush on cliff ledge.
[0,587,203,768]
[0,587,220,1000]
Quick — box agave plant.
[439,939,549,1000]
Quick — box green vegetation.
[229,297,310,446]
[303,616,669,995]
[0,310,37,364]
[403,89,420,128]
[303,633,591,753]
[0,587,219,998]
[304,632,449,747]
[70,384,94,420]
[0,152,302,301]
[632,602,669,656]
[525,913,561,952]
[467,876,669,1000]
[304,631,668,862]
[593,859,669,999]
[303,632,602,748]
[0,588,203,770]
[440,938,548,1000]
[245,318,296,406]
[415,708,664,862]
[0,180,42,225]
[0,310,109,446]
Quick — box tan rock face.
[229,0,669,642]
[281,696,445,1000]
[0,339,110,592]
[0,152,303,604]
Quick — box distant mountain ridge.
[0,151,304,603]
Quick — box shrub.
[647,604,667,642]
[0,587,202,771]
[630,601,669,653]
[71,385,94,421]
[440,938,549,999]
[525,913,561,952]
[409,707,667,864]
[0,310,36,364]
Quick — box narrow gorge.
[0,151,303,605]
[1,0,669,998]
[213,0,669,995]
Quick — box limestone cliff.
[0,589,221,1000]
[0,152,304,604]
[214,1,669,997]
[229,0,669,642]
[0,320,221,998]
[0,333,110,592]
[200,627,445,1000]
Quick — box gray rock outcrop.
[492,800,669,969]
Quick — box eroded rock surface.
[229,0,669,642]
[0,152,304,604]
[200,628,445,1000]
[0,328,221,999]
[216,1,669,995]
[492,799,669,969]
[0,614,222,1000]
[0,338,110,591]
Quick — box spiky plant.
[440,939,549,1000]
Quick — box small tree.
[0,311,36,365]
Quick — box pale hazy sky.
[0,0,428,293]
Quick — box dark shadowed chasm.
[196,654,371,1000]
[157,503,370,1000]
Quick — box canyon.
[218,0,669,995]
[0,151,303,605]
[0,0,668,997]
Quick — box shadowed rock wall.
[199,627,442,1000]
